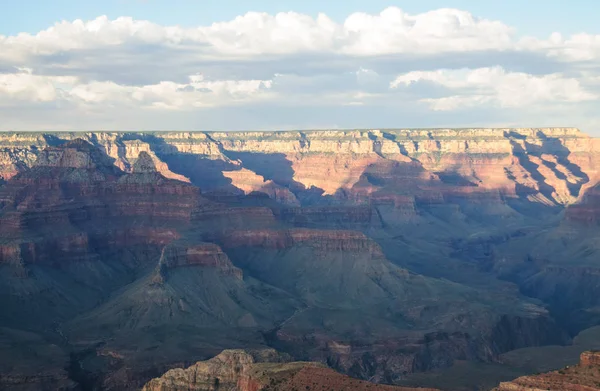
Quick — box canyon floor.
[1,128,600,390]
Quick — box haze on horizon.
[1,0,599,134]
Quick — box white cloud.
[0,16,182,57]
[0,68,77,102]
[0,70,272,110]
[0,7,599,131]
[197,12,342,55]
[72,76,273,109]
[518,32,600,62]
[0,7,556,63]
[391,67,597,110]
[340,8,515,55]
[1,7,599,67]
[1,7,595,62]
[0,8,517,60]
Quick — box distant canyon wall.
[1,128,599,208]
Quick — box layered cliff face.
[452,174,600,336]
[141,349,440,391]
[222,168,301,206]
[155,242,243,279]
[0,140,296,390]
[0,133,46,181]
[565,179,600,223]
[494,351,600,391]
[1,131,600,391]
[215,227,566,384]
[0,142,200,235]
[0,143,200,273]
[0,128,597,210]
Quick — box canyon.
[1,128,600,390]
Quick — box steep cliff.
[0,140,296,390]
[566,181,600,223]
[0,128,597,210]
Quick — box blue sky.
[1,0,598,37]
[0,1,599,132]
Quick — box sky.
[0,0,599,133]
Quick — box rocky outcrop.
[494,351,600,390]
[34,139,117,171]
[566,182,600,223]
[141,349,439,391]
[0,133,48,181]
[261,366,440,391]
[141,349,282,391]
[581,351,600,367]
[222,168,300,206]
[0,149,37,182]
[155,242,242,279]
[115,139,191,183]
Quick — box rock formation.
[494,351,600,390]
[142,349,439,391]
[1,128,598,209]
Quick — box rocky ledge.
[141,349,439,391]
[220,228,384,253]
[494,351,600,391]
[153,242,243,282]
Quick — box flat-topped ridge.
[1,127,598,206]
[0,127,585,139]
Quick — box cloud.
[391,67,597,110]
[0,7,599,132]
[3,7,597,61]
[518,32,600,63]
[70,75,273,109]
[0,8,516,59]
[0,70,273,110]
[0,68,77,102]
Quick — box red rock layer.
[0,156,201,238]
[220,228,384,254]
[0,228,180,266]
[268,366,440,391]
[582,352,600,367]
[0,141,200,269]
[566,184,600,223]
[159,243,242,278]
[2,128,597,210]
[141,349,439,391]
[194,206,276,229]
